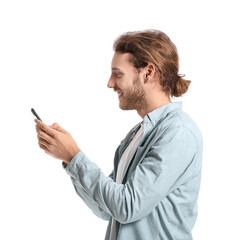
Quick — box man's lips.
[114,88,123,98]
[117,91,123,98]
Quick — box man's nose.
[107,76,115,89]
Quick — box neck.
[137,93,171,119]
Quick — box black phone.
[31,108,43,122]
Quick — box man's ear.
[144,63,156,83]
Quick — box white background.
[0,0,235,239]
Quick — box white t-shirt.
[110,123,144,240]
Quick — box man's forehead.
[111,52,133,70]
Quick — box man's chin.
[119,102,134,111]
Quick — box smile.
[117,91,123,98]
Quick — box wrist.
[65,148,81,165]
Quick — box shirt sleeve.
[63,160,113,221]
[64,126,198,224]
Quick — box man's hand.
[35,119,81,164]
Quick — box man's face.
[107,52,147,111]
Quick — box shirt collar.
[120,102,182,145]
[143,101,182,126]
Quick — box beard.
[118,75,148,111]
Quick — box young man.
[35,30,203,240]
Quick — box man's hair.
[113,29,191,97]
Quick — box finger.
[38,136,52,148]
[35,125,42,134]
[38,142,53,157]
[36,125,53,143]
[37,128,54,144]
[35,119,56,137]
[38,141,48,151]
[50,122,67,133]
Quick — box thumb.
[50,123,67,133]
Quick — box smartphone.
[31,108,43,122]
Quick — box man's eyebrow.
[112,67,121,71]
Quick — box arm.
[68,173,113,221]
[35,120,113,220]
[64,126,198,224]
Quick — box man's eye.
[115,72,123,78]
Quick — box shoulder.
[159,108,203,149]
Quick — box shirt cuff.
[62,151,86,179]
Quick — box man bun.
[170,74,191,97]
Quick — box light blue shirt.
[64,102,203,240]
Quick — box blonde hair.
[113,30,191,97]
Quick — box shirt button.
[152,120,156,124]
